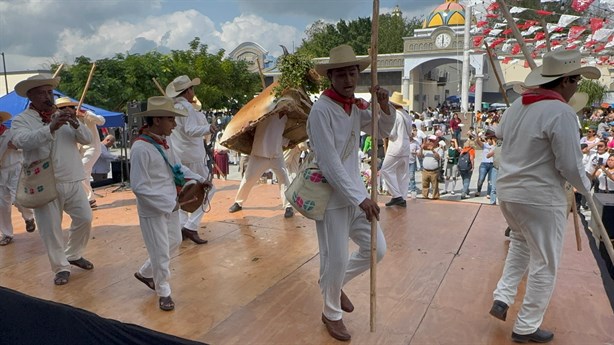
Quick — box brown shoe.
[321,314,351,341]
[181,228,208,245]
[340,290,354,313]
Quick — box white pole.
[460,5,472,114]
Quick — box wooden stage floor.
[3,179,613,344]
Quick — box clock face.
[435,33,452,49]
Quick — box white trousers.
[380,155,410,199]
[316,205,387,321]
[0,165,34,237]
[34,181,92,274]
[138,211,181,297]
[81,147,101,201]
[179,161,216,231]
[494,201,567,335]
[235,155,290,209]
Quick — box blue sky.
[0,0,437,71]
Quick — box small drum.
[178,180,207,213]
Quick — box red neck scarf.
[522,88,566,106]
[0,124,7,136]
[135,128,169,149]
[322,88,369,114]
[29,104,56,124]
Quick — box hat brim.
[165,77,201,98]
[133,109,187,117]
[391,99,411,106]
[524,65,601,88]
[568,92,589,113]
[0,111,12,123]
[56,101,79,108]
[315,58,370,76]
[15,77,61,97]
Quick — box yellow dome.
[423,0,466,28]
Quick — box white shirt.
[496,98,591,206]
[386,109,413,157]
[308,95,394,209]
[80,110,105,153]
[251,114,288,158]
[12,108,92,183]
[170,97,212,164]
[0,128,23,169]
[130,138,203,217]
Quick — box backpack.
[458,151,472,171]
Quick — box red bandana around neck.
[522,88,566,106]
[136,129,169,149]
[322,88,369,114]
[0,124,7,136]
[29,104,55,124]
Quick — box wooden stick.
[483,42,510,106]
[369,0,380,333]
[256,57,266,91]
[52,64,64,79]
[152,77,166,96]
[76,63,96,114]
[571,198,582,251]
[496,0,537,69]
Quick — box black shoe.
[489,300,508,321]
[229,202,242,213]
[181,228,208,244]
[25,219,36,233]
[511,328,554,343]
[385,197,406,207]
[284,207,294,218]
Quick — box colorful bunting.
[567,26,587,42]
[571,0,595,12]
[590,18,605,33]
[557,15,580,27]
[473,36,484,48]
[536,10,554,16]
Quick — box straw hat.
[15,74,60,97]
[389,91,411,106]
[165,75,201,98]
[55,96,78,108]
[133,96,188,117]
[0,111,11,123]
[315,45,370,76]
[568,92,589,114]
[524,49,600,87]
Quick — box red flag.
[473,36,484,47]
[590,18,605,33]
[567,26,586,42]
[571,0,595,12]
[511,43,521,55]
[551,40,561,47]
[477,20,489,28]
[490,38,505,48]
[487,2,500,11]
[534,32,546,40]
[502,57,512,64]
[483,28,492,35]
[502,28,512,35]
[594,44,605,52]
[584,39,597,48]
[536,10,553,16]
[486,13,499,19]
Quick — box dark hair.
[144,116,155,126]
[541,75,579,90]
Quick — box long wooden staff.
[369,0,380,333]
[483,42,510,106]
[152,77,166,96]
[76,63,96,114]
[52,63,64,79]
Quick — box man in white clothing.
[490,50,599,343]
[381,92,412,207]
[308,44,394,341]
[0,111,36,246]
[167,75,216,245]
[11,74,94,286]
[55,97,106,208]
[130,96,211,311]
[228,113,294,218]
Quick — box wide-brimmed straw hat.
[55,96,78,108]
[0,111,11,123]
[390,91,411,106]
[165,75,201,98]
[133,96,188,117]
[568,92,589,114]
[524,49,600,87]
[315,45,370,76]
[15,74,61,97]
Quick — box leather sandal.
[54,271,70,285]
[159,296,175,311]
[340,290,354,313]
[0,235,13,246]
[68,257,94,270]
[134,272,155,290]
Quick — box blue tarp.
[0,90,124,128]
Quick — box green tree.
[578,79,608,106]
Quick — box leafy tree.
[578,79,608,106]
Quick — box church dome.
[423,0,466,29]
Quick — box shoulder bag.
[16,154,58,208]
